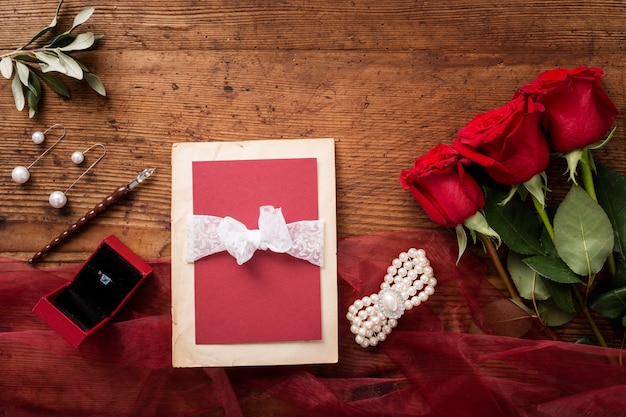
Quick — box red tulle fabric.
[1,230,625,416]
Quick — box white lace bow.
[186,205,324,266]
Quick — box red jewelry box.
[33,235,152,347]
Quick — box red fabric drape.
[1,230,624,416]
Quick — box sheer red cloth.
[1,230,624,416]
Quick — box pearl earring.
[11,124,67,184]
[49,143,107,209]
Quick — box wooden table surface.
[1,0,625,413]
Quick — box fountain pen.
[28,167,156,264]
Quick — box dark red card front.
[192,158,322,344]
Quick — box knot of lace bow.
[186,205,324,266]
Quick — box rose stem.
[479,235,521,301]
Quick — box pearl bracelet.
[346,248,437,348]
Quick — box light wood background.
[0,0,625,356]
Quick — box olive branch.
[0,0,105,118]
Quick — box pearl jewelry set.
[11,124,106,209]
[346,248,437,348]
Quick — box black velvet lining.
[54,242,143,331]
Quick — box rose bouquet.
[401,66,625,347]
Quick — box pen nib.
[128,167,156,190]
[137,167,156,182]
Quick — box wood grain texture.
[0,0,625,370]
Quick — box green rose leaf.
[537,299,577,327]
[523,255,583,284]
[506,252,551,300]
[484,187,544,256]
[595,163,626,259]
[589,286,626,319]
[553,185,614,278]
[542,278,576,313]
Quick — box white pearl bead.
[355,335,364,344]
[411,296,421,306]
[350,325,359,334]
[428,277,438,287]
[392,258,402,268]
[399,252,409,262]
[49,191,67,208]
[31,131,45,144]
[362,296,371,306]
[11,166,30,184]
[71,151,85,164]
[348,305,357,314]
[354,300,363,309]
[425,285,435,296]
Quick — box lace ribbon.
[186,205,324,266]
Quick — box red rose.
[400,144,485,228]
[520,66,618,153]
[452,93,550,185]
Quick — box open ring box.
[33,235,152,347]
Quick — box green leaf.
[15,61,30,87]
[484,187,545,256]
[20,0,63,49]
[553,185,614,277]
[523,255,583,284]
[506,252,551,300]
[70,7,95,32]
[0,57,13,79]
[595,163,626,259]
[522,173,547,207]
[31,67,69,98]
[34,51,66,74]
[537,298,577,326]
[11,73,25,111]
[26,88,39,118]
[56,51,83,79]
[13,54,43,63]
[455,224,467,264]
[589,286,626,319]
[542,279,576,313]
[84,72,106,96]
[59,32,95,52]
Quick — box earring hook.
[27,124,67,169]
[11,124,67,184]
[48,143,107,209]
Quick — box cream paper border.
[171,139,338,367]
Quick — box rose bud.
[452,93,550,185]
[400,144,485,228]
[521,66,618,153]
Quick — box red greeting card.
[171,139,337,367]
[192,158,321,343]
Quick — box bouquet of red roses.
[400,66,624,347]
